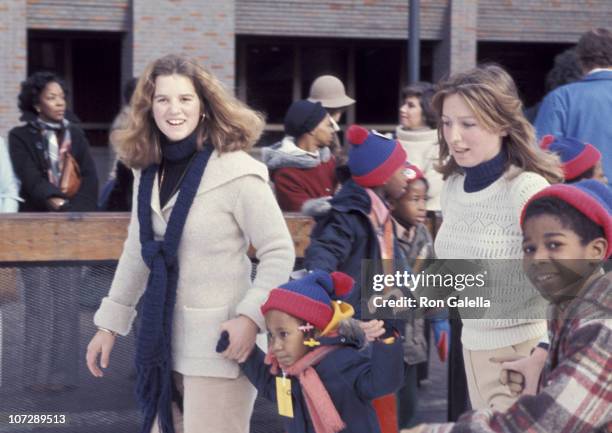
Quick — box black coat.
[8,123,98,212]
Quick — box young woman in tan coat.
[85,54,295,433]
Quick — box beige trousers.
[463,337,540,412]
[150,372,256,433]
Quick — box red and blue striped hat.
[347,125,407,187]
[261,270,354,330]
[540,135,601,181]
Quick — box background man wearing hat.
[308,75,356,164]
[262,99,337,212]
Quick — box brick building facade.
[1,0,612,147]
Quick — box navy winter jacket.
[304,180,407,319]
[240,339,404,433]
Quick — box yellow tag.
[275,376,294,418]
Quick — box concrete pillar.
[433,0,478,83]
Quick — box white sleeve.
[94,170,150,335]
[232,175,295,330]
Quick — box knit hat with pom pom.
[540,134,601,181]
[261,270,354,330]
[347,124,407,187]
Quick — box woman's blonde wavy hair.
[112,54,265,169]
[432,64,563,184]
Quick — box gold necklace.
[158,152,198,199]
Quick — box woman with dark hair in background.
[8,71,98,392]
[9,72,98,212]
[395,82,444,212]
[524,48,583,124]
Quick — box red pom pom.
[330,272,354,297]
[539,134,555,150]
[347,125,369,145]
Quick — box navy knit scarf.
[136,137,213,433]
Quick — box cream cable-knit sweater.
[395,126,444,211]
[434,168,550,350]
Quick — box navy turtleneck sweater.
[159,131,198,207]
[463,151,507,193]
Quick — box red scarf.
[265,345,346,433]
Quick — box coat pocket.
[181,305,229,359]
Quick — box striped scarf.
[33,118,72,186]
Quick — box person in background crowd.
[540,135,608,184]
[432,64,563,412]
[308,75,356,164]
[535,28,612,180]
[524,48,582,124]
[390,162,448,430]
[0,136,21,212]
[99,77,139,211]
[86,54,295,433]
[8,71,98,393]
[395,82,444,212]
[9,72,98,212]
[262,99,337,213]
[403,180,612,433]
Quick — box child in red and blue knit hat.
[540,134,608,184]
[304,125,408,433]
[219,270,404,433]
[304,125,408,317]
[405,179,612,433]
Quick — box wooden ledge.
[0,212,315,262]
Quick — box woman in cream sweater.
[395,82,444,211]
[85,55,295,433]
[431,64,563,412]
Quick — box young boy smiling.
[402,179,612,433]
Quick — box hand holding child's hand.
[491,347,547,396]
[220,315,259,363]
[359,319,385,341]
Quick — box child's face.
[392,179,428,225]
[383,166,409,201]
[265,310,310,368]
[522,214,606,303]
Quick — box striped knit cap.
[540,135,601,181]
[347,125,407,187]
[261,271,354,330]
